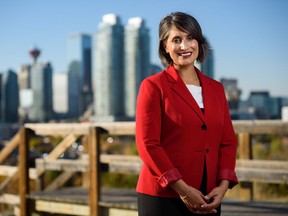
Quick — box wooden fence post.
[238,132,253,201]
[19,127,30,216]
[89,127,105,216]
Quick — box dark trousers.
[137,160,221,216]
[137,193,221,216]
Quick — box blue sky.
[1,0,288,99]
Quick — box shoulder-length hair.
[158,12,208,67]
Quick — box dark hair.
[158,12,208,67]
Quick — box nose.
[180,40,187,50]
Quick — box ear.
[162,40,167,51]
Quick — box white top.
[186,84,204,108]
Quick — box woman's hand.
[200,180,229,212]
[180,186,217,214]
[170,179,217,213]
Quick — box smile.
[179,52,192,57]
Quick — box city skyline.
[1,0,288,99]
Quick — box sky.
[0,0,288,99]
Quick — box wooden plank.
[233,120,288,134]
[236,167,288,184]
[24,120,288,137]
[0,193,19,205]
[45,171,76,191]
[237,159,288,169]
[35,157,288,183]
[0,166,37,179]
[25,123,90,136]
[37,133,77,177]
[35,200,89,216]
[0,131,20,164]
[93,122,135,135]
[35,159,89,172]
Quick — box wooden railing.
[0,120,288,216]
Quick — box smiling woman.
[135,12,238,216]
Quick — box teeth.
[180,52,192,56]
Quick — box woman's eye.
[172,38,181,43]
[187,36,193,40]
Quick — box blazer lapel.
[196,68,213,120]
[166,65,205,122]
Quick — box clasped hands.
[171,179,229,214]
[180,186,223,214]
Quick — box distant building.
[124,17,150,119]
[282,106,288,121]
[93,14,125,121]
[29,62,53,122]
[248,91,270,119]
[18,64,31,89]
[269,97,282,119]
[67,34,93,119]
[220,78,241,111]
[0,70,19,122]
[195,39,214,78]
[53,73,68,114]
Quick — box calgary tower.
[29,46,41,64]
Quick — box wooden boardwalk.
[1,121,288,215]
[27,187,288,216]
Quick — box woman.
[135,12,238,216]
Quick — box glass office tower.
[29,62,53,122]
[67,34,92,119]
[93,14,124,121]
[124,17,150,119]
[1,70,19,122]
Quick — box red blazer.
[135,65,238,198]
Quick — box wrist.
[169,179,190,197]
[219,179,229,190]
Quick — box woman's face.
[164,26,199,68]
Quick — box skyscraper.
[124,17,150,118]
[18,64,31,90]
[67,34,92,119]
[29,62,53,122]
[195,39,214,78]
[1,70,19,122]
[93,14,124,121]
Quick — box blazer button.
[201,124,207,130]
[206,148,209,153]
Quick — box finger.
[204,191,216,201]
[201,199,219,209]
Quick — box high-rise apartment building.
[0,70,19,122]
[67,34,92,119]
[124,17,150,118]
[93,14,124,121]
[29,62,53,122]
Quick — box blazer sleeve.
[217,85,238,188]
[136,79,182,188]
